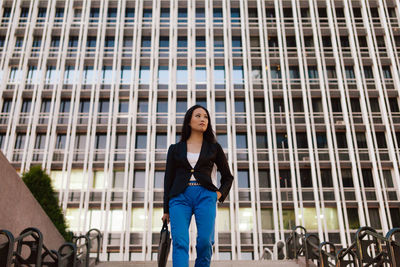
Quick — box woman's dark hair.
[180,105,216,143]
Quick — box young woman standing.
[162,105,234,267]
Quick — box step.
[97,260,304,267]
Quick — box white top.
[187,152,218,187]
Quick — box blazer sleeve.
[215,142,233,203]
[163,144,175,214]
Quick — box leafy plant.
[22,165,73,242]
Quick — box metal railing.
[283,225,400,267]
[0,227,102,267]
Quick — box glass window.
[87,36,96,47]
[238,170,249,188]
[389,98,399,113]
[113,171,124,188]
[177,66,188,84]
[238,208,253,231]
[363,66,373,78]
[121,66,132,83]
[347,208,360,229]
[342,169,353,187]
[70,169,85,190]
[158,66,169,84]
[256,134,267,148]
[154,171,164,188]
[68,36,78,47]
[261,208,273,229]
[152,208,164,232]
[157,100,168,113]
[159,36,169,47]
[296,132,308,148]
[75,134,86,149]
[141,36,151,47]
[131,208,145,231]
[156,134,167,149]
[90,8,99,18]
[160,8,169,18]
[104,36,115,47]
[300,169,312,187]
[138,99,148,113]
[289,66,300,79]
[232,36,241,47]
[308,66,319,79]
[27,66,38,84]
[55,8,64,18]
[21,99,32,113]
[214,66,225,84]
[382,170,393,188]
[135,134,147,149]
[64,66,76,83]
[196,36,206,47]
[56,134,66,149]
[86,209,101,230]
[139,66,150,84]
[15,134,26,149]
[258,170,270,188]
[93,171,105,189]
[282,209,295,230]
[79,99,90,113]
[214,36,224,48]
[116,134,127,149]
[279,169,291,187]
[50,171,63,190]
[2,99,11,113]
[375,132,387,148]
[196,8,205,18]
[362,169,374,187]
[133,171,145,188]
[143,9,152,18]
[345,66,355,79]
[252,67,262,80]
[276,133,288,148]
[40,99,51,113]
[83,66,94,84]
[316,132,327,148]
[232,66,244,84]
[321,169,333,187]
[368,208,381,229]
[382,66,392,79]
[195,67,206,83]
[217,207,230,231]
[178,8,187,18]
[108,209,124,232]
[217,134,228,149]
[119,100,129,113]
[32,37,41,47]
[108,8,117,17]
[95,134,107,149]
[390,208,400,227]
[336,132,347,148]
[236,134,247,149]
[65,208,80,231]
[178,36,187,47]
[215,100,226,113]
[270,66,281,79]
[326,66,337,79]
[34,134,45,149]
[123,36,133,47]
[176,99,187,113]
[214,8,223,18]
[235,99,245,112]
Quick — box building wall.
[0,0,399,262]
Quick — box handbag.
[157,220,171,267]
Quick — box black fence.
[285,225,400,267]
[0,227,102,267]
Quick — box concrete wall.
[0,152,65,249]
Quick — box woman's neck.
[187,131,203,144]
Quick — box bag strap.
[162,220,169,231]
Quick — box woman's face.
[190,108,208,133]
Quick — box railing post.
[86,229,102,264]
[386,228,400,267]
[0,230,14,267]
[15,227,43,266]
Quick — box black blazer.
[163,140,234,214]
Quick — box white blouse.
[187,152,217,187]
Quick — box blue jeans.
[169,185,217,267]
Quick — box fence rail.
[282,225,400,267]
[0,227,102,267]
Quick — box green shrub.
[22,165,73,242]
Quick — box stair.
[97,260,304,267]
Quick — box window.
[261,209,273,230]
[83,66,94,84]
[326,66,337,78]
[156,134,167,149]
[178,36,187,47]
[238,170,249,188]
[316,133,328,148]
[138,99,148,113]
[87,36,96,47]
[268,37,278,47]
[105,36,115,47]
[369,208,381,228]
[95,134,107,149]
[214,36,223,48]
[215,100,226,113]
[160,8,169,18]
[363,66,373,78]
[135,134,147,149]
[15,134,26,149]
[27,66,38,83]
[304,36,313,47]
[382,66,392,79]
[133,171,145,188]
[0,134,5,150]
[382,170,393,188]
[235,99,245,113]
[75,134,86,149]
[59,99,70,113]
[375,132,387,148]
[270,66,281,79]
[68,36,78,47]
[300,169,312,187]
[2,99,12,113]
[308,66,318,79]
[274,98,284,112]
[176,99,187,113]
[289,66,300,80]
[256,133,267,149]
[121,66,132,84]
[32,37,41,47]
[157,100,167,113]
[46,66,58,83]
[350,98,361,112]
[196,8,205,18]
[141,36,151,47]
[254,99,265,113]
[345,66,355,79]
[64,66,76,83]
[154,171,164,188]
[342,169,353,187]
[116,134,127,149]
[123,36,133,47]
[252,67,262,80]
[20,8,29,18]
[214,8,223,18]
[79,99,90,113]
[236,134,247,149]
[217,134,227,148]
[118,100,129,113]
[369,98,380,112]
[276,133,288,148]
[389,98,399,112]
[258,170,270,188]
[139,66,150,84]
[55,8,64,18]
[178,8,187,18]
[196,36,206,47]
[282,209,295,230]
[321,169,333,187]
[40,99,51,113]
[177,66,188,84]
[286,36,296,47]
[56,134,66,149]
[336,132,347,148]
[34,134,46,149]
[21,99,32,113]
[340,36,349,47]
[159,36,169,47]
[232,66,243,84]
[195,67,206,83]
[347,208,360,229]
[108,8,117,18]
[292,98,304,112]
[125,8,135,19]
[322,36,332,47]
[356,132,367,148]
[90,8,99,18]
[158,66,169,84]
[331,98,341,112]
[3,8,11,18]
[214,66,225,83]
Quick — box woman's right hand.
[162,213,170,224]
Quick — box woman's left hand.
[216,191,222,200]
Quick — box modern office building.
[0,0,400,262]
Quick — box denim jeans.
[169,184,217,267]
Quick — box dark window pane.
[236,134,247,149]
[300,169,312,187]
[156,134,167,149]
[347,208,360,229]
[316,133,328,148]
[95,134,107,149]
[238,170,249,188]
[279,170,291,187]
[296,132,308,148]
[135,134,147,149]
[258,170,270,188]
[342,169,353,187]
[336,132,347,148]
[256,134,268,149]
[362,169,374,187]
[321,169,333,187]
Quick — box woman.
[162,105,234,267]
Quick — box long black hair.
[180,105,216,143]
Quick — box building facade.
[0,0,400,262]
